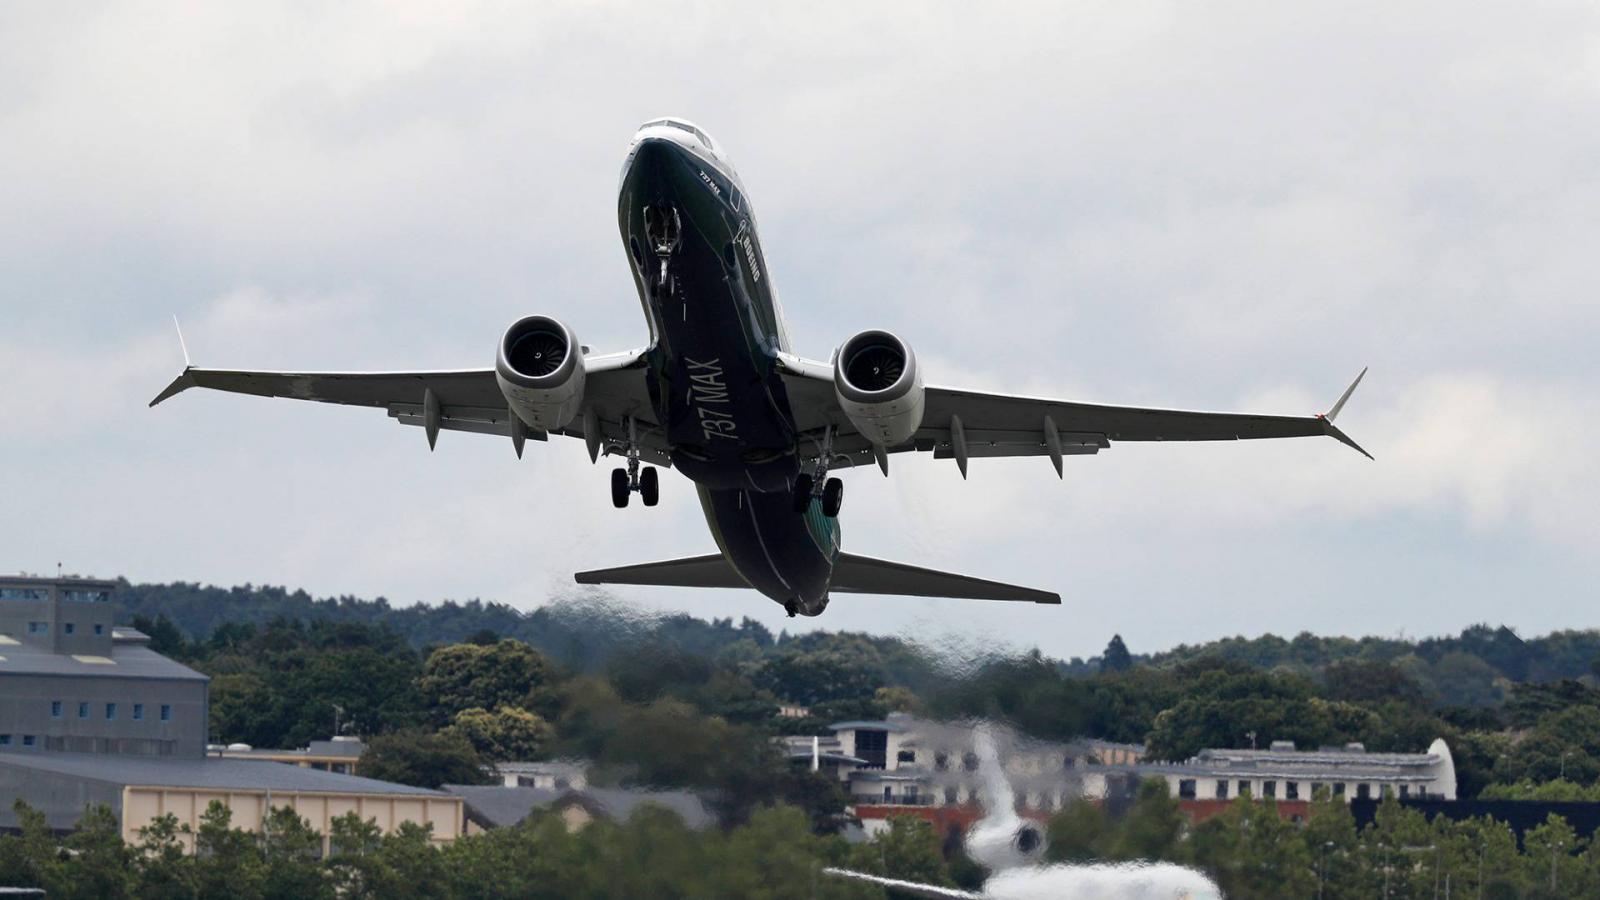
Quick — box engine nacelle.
[496,315,585,432]
[833,330,924,447]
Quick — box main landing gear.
[611,416,659,509]
[792,425,844,517]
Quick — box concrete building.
[0,752,462,852]
[0,575,464,849]
[0,577,207,757]
[493,759,589,790]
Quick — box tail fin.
[574,552,1060,604]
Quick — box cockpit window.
[641,118,714,152]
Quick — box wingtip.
[148,369,196,407]
[1326,366,1367,422]
[1322,418,1374,461]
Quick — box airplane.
[822,728,1224,900]
[151,116,1369,618]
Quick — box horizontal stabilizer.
[832,553,1060,604]
[574,554,750,589]
[575,552,1060,604]
[821,869,982,899]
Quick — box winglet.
[1326,366,1366,422]
[1318,367,1372,460]
[148,317,196,407]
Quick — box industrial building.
[0,575,462,849]
[445,784,711,834]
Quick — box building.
[212,736,366,775]
[0,577,207,757]
[0,752,462,852]
[791,713,1455,831]
[493,759,589,790]
[1117,739,1458,818]
[0,575,464,849]
[444,784,712,834]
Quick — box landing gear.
[821,477,844,518]
[790,473,814,513]
[643,202,681,289]
[793,426,845,518]
[612,415,659,508]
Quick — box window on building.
[904,786,919,804]
[93,624,104,635]
[1216,780,1229,799]
[1311,782,1325,799]
[1263,780,1277,798]
[934,752,949,771]
[1381,785,1394,798]
[0,735,10,746]
[1178,779,1197,799]
[27,622,46,634]
[50,701,62,718]
[1333,783,1346,798]
[78,702,89,719]
[1238,780,1251,797]
[1356,784,1371,799]
[1399,785,1410,799]
[133,704,144,721]
[160,705,171,722]
[962,752,979,772]
[105,702,117,720]
[897,750,916,764]
[64,623,75,635]
[944,786,958,804]
[855,730,888,769]
[1286,782,1300,800]
[21,735,35,747]
[1417,786,1428,798]
[882,787,892,801]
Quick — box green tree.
[1046,800,1109,862]
[9,800,67,898]
[132,812,198,899]
[1102,635,1133,673]
[259,806,329,900]
[1188,799,1316,900]
[193,801,263,900]
[358,729,492,789]
[419,640,555,724]
[444,705,555,762]
[1105,778,1183,861]
[63,804,131,900]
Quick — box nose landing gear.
[643,202,681,289]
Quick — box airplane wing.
[775,354,1370,475]
[149,350,667,462]
[820,869,984,899]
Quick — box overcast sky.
[3,2,1598,659]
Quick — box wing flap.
[831,553,1060,604]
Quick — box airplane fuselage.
[617,120,838,615]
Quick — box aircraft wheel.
[821,477,844,518]
[611,468,630,508]
[790,473,814,513]
[640,467,659,507]
[783,599,798,618]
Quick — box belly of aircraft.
[699,486,837,614]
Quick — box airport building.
[0,575,463,849]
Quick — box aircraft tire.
[611,468,630,508]
[822,477,844,517]
[640,467,659,507]
[791,473,814,513]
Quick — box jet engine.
[965,815,1049,871]
[832,330,924,447]
[496,315,585,432]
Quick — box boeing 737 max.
[152,117,1369,617]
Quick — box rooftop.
[0,636,207,681]
[444,784,713,829]
[0,752,444,796]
